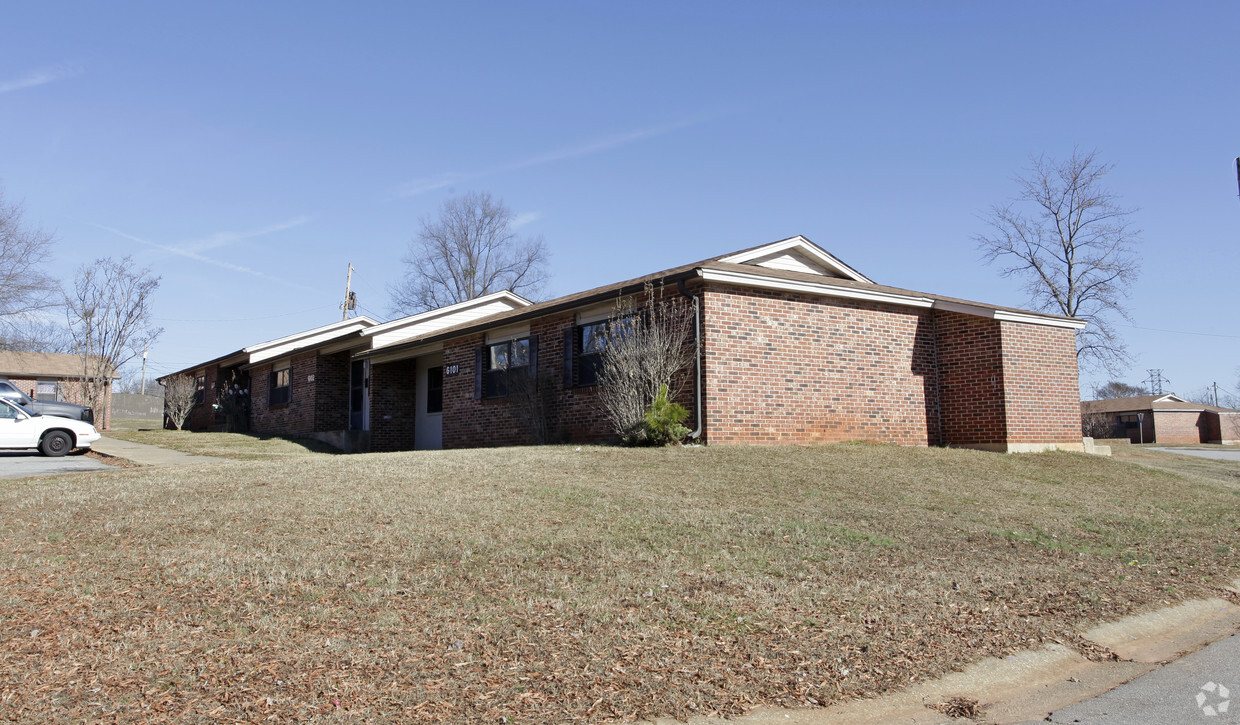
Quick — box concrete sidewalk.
[92,436,228,467]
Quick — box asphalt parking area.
[1148,447,1240,462]
[0,450,117,479]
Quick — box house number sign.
[443,363,461,377]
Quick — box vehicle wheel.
[40,430,73,457]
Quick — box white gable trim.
[1153,394,1189,403]
[362,291,532,337]
[701,269,1087,330]
[701,268,933,308]
[245,317,379,364]
[719,236,873,283]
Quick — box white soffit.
[246,317,379,364]
[366,342,444,366]
[364,290,532,350]
[719,236,873,283]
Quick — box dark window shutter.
[474,347,484,399]
[563,327,574,388]
[527,334,538,379]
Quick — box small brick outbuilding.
[165,237,1088,453]
[0,351,117,428]
[1081,394,1240,445]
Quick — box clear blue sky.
[2,1,1237,401]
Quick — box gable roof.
[0,351,119,380]
[364,291,531,350]
[244,316,379,364]
[1081,394,1240,415]
[355,235,1084,361]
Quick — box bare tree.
[389,191,549,314]
[596,283,695,444]
[1091,380,1147,399]
[1081,411,1116,438]
[65,257,163,426]
[977,150,1141,374]
[0,187,62,347]
[163,375,197,430]
[0,318,73,353]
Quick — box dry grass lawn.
[2,439,1238,723]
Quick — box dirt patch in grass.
[1,443,1237,722]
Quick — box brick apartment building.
[163,236,1087,453]
[0,351,118,428]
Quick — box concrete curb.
[649,581,1240,725]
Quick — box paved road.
[1024,633,1239,724]
[1149,447,1240,462]
[0,450,115,478]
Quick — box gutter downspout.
[677,275,703,441]
[930,308,945,447]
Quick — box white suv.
[0,398,101,456]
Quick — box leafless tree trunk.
[163,375,198,430]
[65,257,162,427]
[0,187,62,347]
[596,283,695,444]
[389,191,549,314]
[977,150,1141,374]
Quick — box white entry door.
[414,353,444,450]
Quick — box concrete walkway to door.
[92,436,228,467]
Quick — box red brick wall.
[998,321,1082,444]
[313,352,351,433]
[933,312,1006,445]
[249,352,319,436]
[700,285,940,446]
[1152,410,1206,444]
[1206,412,1240,444]
[182,365,219,431]
[439,310,665,450]
[369,359,416,452]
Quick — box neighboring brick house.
[0,351,118,428]
[167,236,1088,453]
[1081,394,1240,445]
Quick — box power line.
[156,306,338,323]
[1118,322,1240,340]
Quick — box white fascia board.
[1154,394,1187,403]
[362,291,532,338]
[699,268,933,308]
[933,300,1087,330]
[244,317,379,363]
[718,236,874,283]
[364,342,444,366]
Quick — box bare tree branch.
[388,191,550,315]
[162,375,198,430]
[977,150,1140,374]
[0,187,63,348]
[596,283,695,444]
[65,257,163,425]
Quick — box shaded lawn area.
[2,443,1238,723]
[105,428,346,460]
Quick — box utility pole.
[340,263,356,321]
[1144,369,1170,395]
[140,344,148,395]
[1212,381,1219,407]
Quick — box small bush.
[623,384,690,446]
